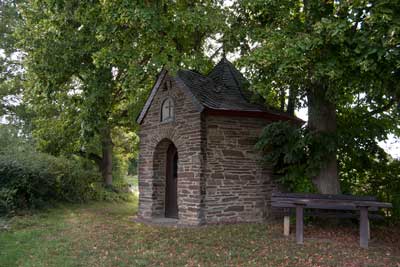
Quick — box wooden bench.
[271,192,392,248]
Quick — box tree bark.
[307,85,341,194]
[280,87,286,111]
[100,126,113,186]
[287,86,297,116]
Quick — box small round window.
[161,97,174,122]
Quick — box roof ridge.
[207,58,254,103]
[178,69,206,77]
[224,60,248,101]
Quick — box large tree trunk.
[307,85,341,194]
[100,127,113,186]
[280,87,286,111]
[287,86,297,116]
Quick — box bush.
[0,150,100,214]
[340,157,400,222]
[0,125,135,215]
[256,121,319,193]
[0,125,101,214]
[0,188,17,214]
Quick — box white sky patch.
[204,33,223,63]
[67,76,84,96]
[1,95,22,125]
[296,107,308,121]
[379,135,400,159]
[1,48,25,62]
[112,66,119,80]
[222,0,234,7]
[0,116,8,124]
[2,95,22,106]
[67,88,83,96]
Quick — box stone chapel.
[136,58,301,226]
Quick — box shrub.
[0,188,17,214]
[340,158,400,222]
[0,125,102,214]
[255,121,319,193]
[0,125,136,214]
[0,150,100,214]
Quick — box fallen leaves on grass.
[1,201,400,267]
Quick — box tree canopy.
[0,0,399,210]
[226,0,400,193]
[10,0,224,184]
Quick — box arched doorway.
[152,138,179,219]
[165,143,178,218]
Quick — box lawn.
[1,198,399,267]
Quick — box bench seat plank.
[272,209,384,220]
[271,201,379,211]
[272,198,391,209]
[272,193,377,201]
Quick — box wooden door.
[165,144,178,218]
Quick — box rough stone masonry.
[136,58,301,226]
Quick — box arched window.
[161,97,174,122]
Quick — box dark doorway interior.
[165,143,178,218]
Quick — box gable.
[136,69,204,124]
[136,70,167,124]
[136,70,204,125]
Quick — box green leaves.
[0,125,101,213]
[230,0,400,112]
[6,1,226,183]
[256,121,338,192]
[228,0,400,194]
[3,0,399,195]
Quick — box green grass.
[1,198,399,267]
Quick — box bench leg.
[368,219,370,240]
[360,207,369,248]
[296,206,304,244]
[284,216,290,236]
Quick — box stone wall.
[138,74,277,226]
[138,74,205,226]
[204,115,275,224]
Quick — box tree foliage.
[228,0,400,194]
[0,0,24,122]
[256,121,335,193]
[12,0,224,184]
[1,0,400,217]
[0,125,97,213]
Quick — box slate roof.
[137,58,302,124]
[177,58,266,112]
